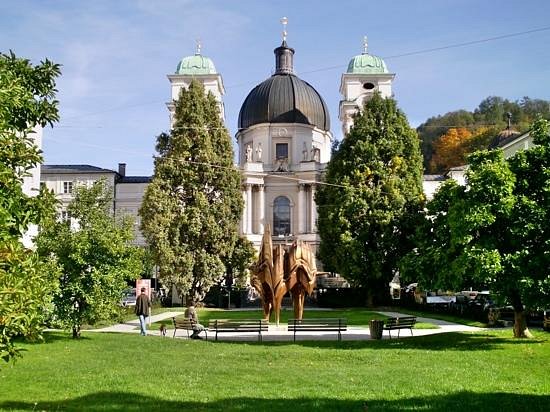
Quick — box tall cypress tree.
[316,93,424,303]
[140,80,243,303]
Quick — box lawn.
[1,329,548,411]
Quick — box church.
[39,28,397,269]
[165,29,395,264]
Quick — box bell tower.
[339,36,395,136]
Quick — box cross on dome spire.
[281,17,288,43]
[363,35,368,54]
[195,38,202,55]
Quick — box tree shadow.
[0,391,547,411]
[208,332,547,351]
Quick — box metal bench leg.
[173,328,177,338]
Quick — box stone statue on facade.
[302,142,308,161]
[255,143,262,161]
[245,144,253,162]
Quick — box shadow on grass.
[1,391,548,411]
[208,332,547,351]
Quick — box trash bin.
[369,319,384,340]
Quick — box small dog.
[159,323,167,337]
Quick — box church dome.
[347,53,388,74]
[176,54,217,75]
[238,42,330,131]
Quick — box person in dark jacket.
[135,287,151,336]
[184,301,205,339]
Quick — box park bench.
[208,319,268,341]
[172,317,208,340]
[383,316,417,339]
[288,318,347,342]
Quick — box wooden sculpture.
[285,240,317,320]
[250,225,287,325]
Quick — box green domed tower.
[167,41,225,124]
[339,36,395,136]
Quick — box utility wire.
[55,25,550,125]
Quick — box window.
[275,143,288,160]
[363,82,375,90]
[273,196,291,236]
[63,181,73,194]
[60,210,70,221]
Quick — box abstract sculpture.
[286,240,317,321]
[250,226,317,325]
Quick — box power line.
[55,25,550,124]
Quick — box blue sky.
[3,0,550,175]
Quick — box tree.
[36,179,143,338]
[139,80,243,305]
[402,119,550,337]
[429,127,472,172]
[222,236,256,289]
[417,96,550,171]
[0,51,60,362]
[316,93,424,304]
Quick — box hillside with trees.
[418,96,550,172]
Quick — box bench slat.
[383,316,416,339]
[288,318,347,342]
[208,319,268,341]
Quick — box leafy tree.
[139,80,243,305]
[316,93,424,304]
[0,51,60,362]
[222,236,256,289]
[402,119,550,337]
[429,127,473,172]
[36,179,143,338]
[418,96,550,170]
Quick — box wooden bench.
[288,318,347,342]
[172,317,208,340]
[208,319,268,341]
[383,316,417,339]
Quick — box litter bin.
[369,319,384,340]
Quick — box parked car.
[120,288,136,307]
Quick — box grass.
[1,329,548,411]
[149,307,440,330]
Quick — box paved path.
[91,310,483,341]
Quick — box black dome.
[238,42,330,131]
[238,74,330,131]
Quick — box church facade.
[40,35,397,268]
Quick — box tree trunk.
[511,290,533,338]
[513,310,533,338]
[72,325,81,339]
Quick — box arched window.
[273,196,291,236]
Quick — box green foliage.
[36,179,143,338]
[222,236,256,288]
[316,93,424,300]
[140,80,243,303]
[0,51,60,362]
[418,96,550,171]
[403,119,550,336]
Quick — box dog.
[159,323,167,337]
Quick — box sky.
[2,0,550,176]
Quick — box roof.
[118,176,152,183]
[238,74,330,131]
[238,41,330,131]
[423,174,446,182]
[176,54,217,75]
[488,128,525,149]
[347,53,388,74]
[41,165,116,174]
